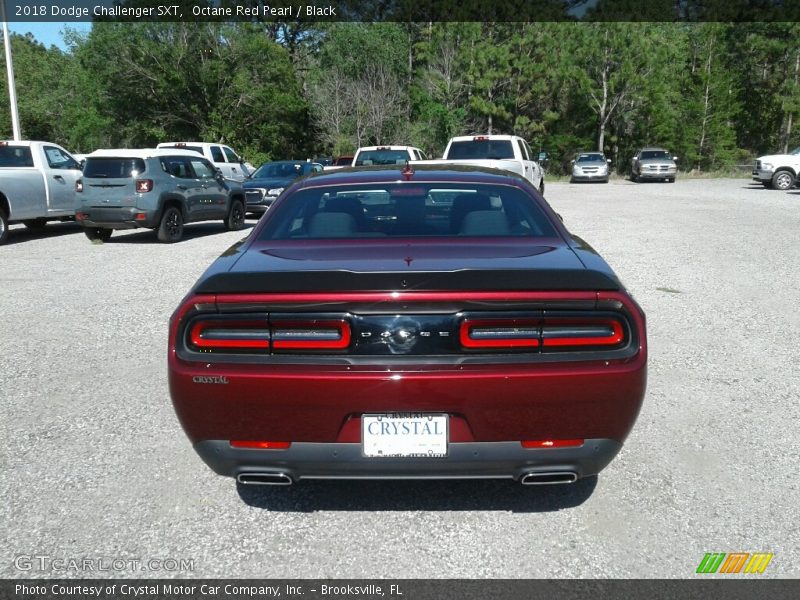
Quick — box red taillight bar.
[521,439,584,449]
[189,319,270,350]
[460,318,540,348]
[230,441,291,450]
[271,319,351,350]
[541,318,623,347]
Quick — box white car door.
[516,138,541,187]
[222,146,249,181]
[208,145,233,179]
[41,145,82,213]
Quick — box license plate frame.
[361,413,449,458]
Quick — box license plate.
[362,413,448,458]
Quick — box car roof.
[296,164,530,187]
[356,146,420,152]
[639,147,668,151]
[449,135,516,141]
[86,148,197,159]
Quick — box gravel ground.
[1,177,798,579]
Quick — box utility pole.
[0,2,22,141]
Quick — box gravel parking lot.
[1,177,798,579]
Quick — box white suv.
[752,147,800,190]
[352,145,427,166]
[156,142,254,182]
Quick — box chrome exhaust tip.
[520,471,578,485]
[237,472,294,486]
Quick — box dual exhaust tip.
[237,471,578,486]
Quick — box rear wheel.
[23,218,48,232]
[224,199,245,231]
[0,209,8,245]
[630,171,638,182]
[84,228,112,242]
[157,206,184,243]
[772,169,794,191]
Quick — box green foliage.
[0,21,797,173]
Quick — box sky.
[8,22,92,50]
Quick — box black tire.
[0,209,8,245]
[630,172,638,182]
[539,180,545,196]
[157,206,184,243]
[669,177,676,183]
[84,227,112,242]
[224,198,246,231]
[23,218,48,232]
[772,169,794,191]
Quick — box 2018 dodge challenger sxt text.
[168,165,647,486]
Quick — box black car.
[243,161,322,217]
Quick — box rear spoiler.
[195,269,621,294]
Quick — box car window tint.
[190,159,215,179]
[447,140,515,160]
[222,147,238,163]
[164,158,193,178]
[83,157,146,178]
[258,183,559,241]
[210,146,224,162]
[355,150,410,166]
[0,145,34,167]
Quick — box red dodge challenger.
[168,165,647,486]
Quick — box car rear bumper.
[76,207,158,229]
[194,438,623,482]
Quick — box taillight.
[135,179,153,193]
[271,319,351,350]
[541,317,623,348]
[460,318,540,349]
[75,180,83,193]
[75,212,89,221]
[521,439,584,449]
[185,316,351,353]
[189,319,270,351]
[459,314,627,351]
[230,441,291,450]
[473,136,489,141]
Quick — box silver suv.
[630,147,678,183]
[75,149,246,243]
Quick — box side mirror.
[214,167,224,180]
[570,159,575,164]
[673,156,679,161]
[607,159,612,164]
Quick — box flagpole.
[1,1,22,141]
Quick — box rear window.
[354,150,410,166]
[447,140,515,160]
[334,156,353,166]
[0,145,34,167]
[83,158,147,178]
[258,183,558,240]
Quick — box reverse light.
[271,319,351,350]
[189,319,270,351]
[460,318,540,348]
[135,179,154,193]
[230,441,291,450]
[521,439,584,449]
[541,317,624,347]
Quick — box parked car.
[75,148,246,243]
[752,146,800,190]
[168,164,647,487]
[323,155,355,171]
[630,148,678,182]
[352,145,427,166]
[243,160,322,217]
[570,152,611,183]
[0,140,82,245]
[156,142,253,182]
[416,135,546,195]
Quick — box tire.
[224,198,246,231]
[630,172,638,182]
[157,206,184,243]
[539,179,545,196]
[772,169,794,191]
[84,227,112,242]
[23,218,48,232]
[668,177,675,183]
[0,209,8,245]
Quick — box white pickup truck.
[414,135,546,195]
[752,146,800,190]
[156,142,254,182]
[0,140,83,245]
